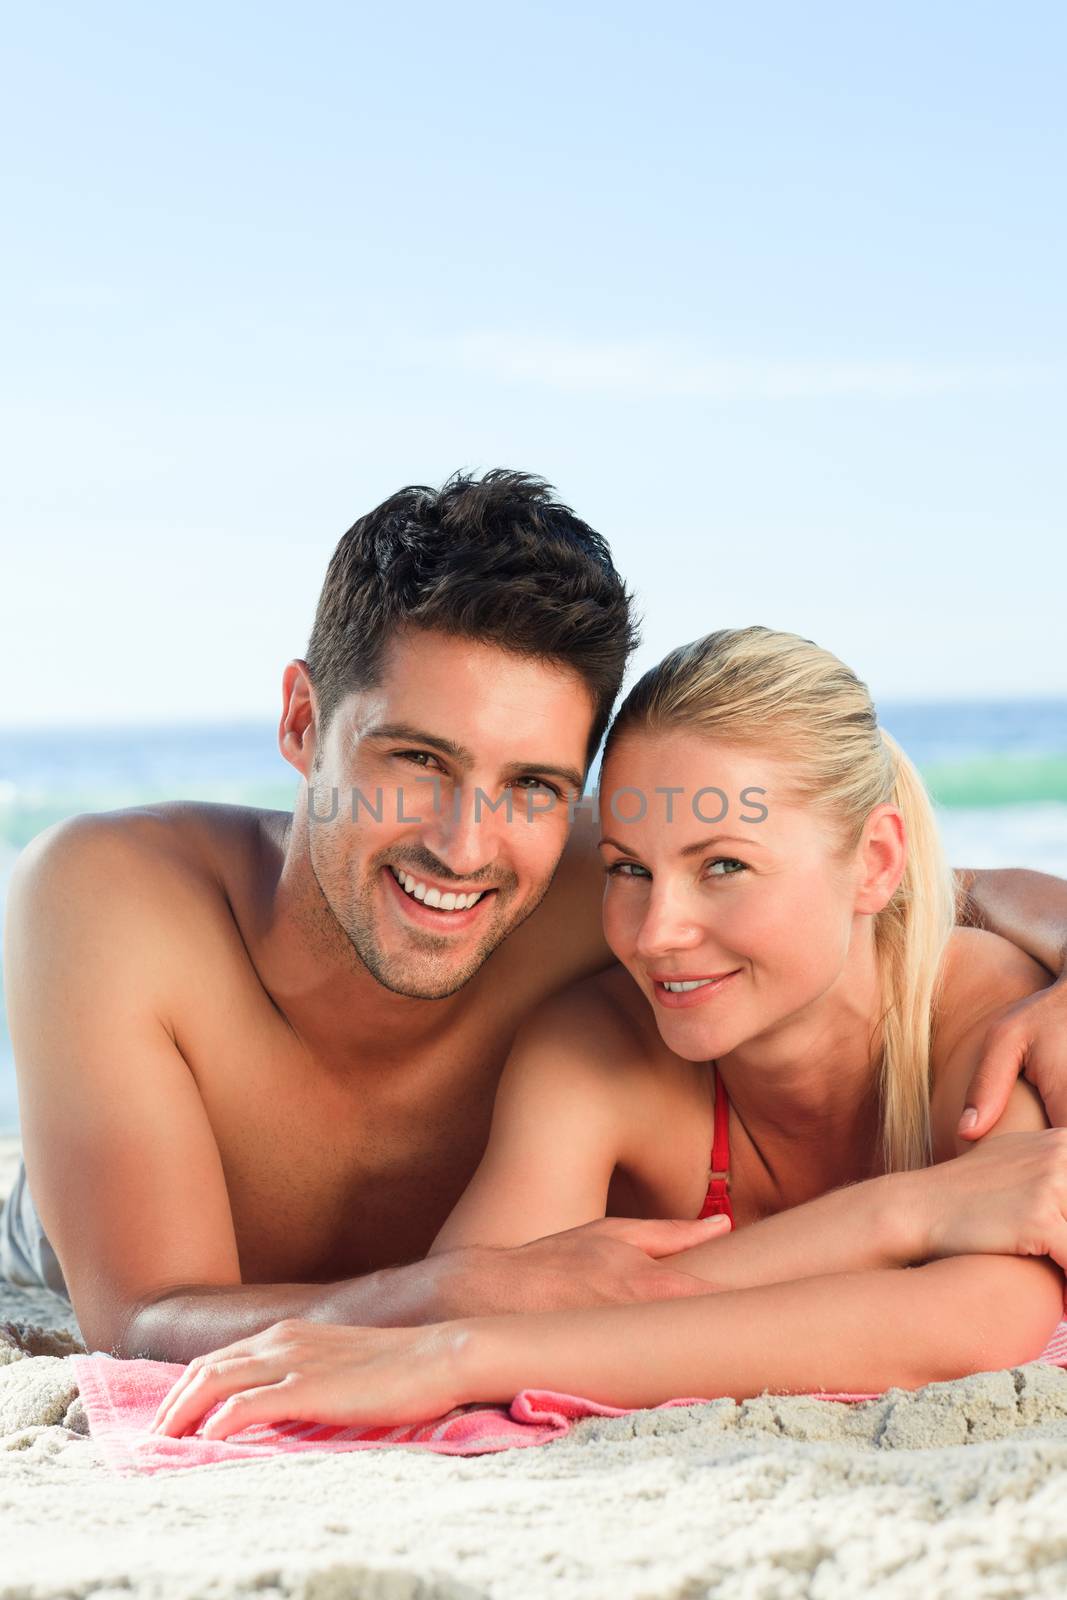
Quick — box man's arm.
[958,867,1067,975]
[3,815,464,1361]
[952,867,1067,1136]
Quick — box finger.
[151,1355,285,1438]
[958,1025,1026,1140]
[1025,1041,1067,1132]
[150,1355,245,1436]
[200,1380,302,1442]
[598,1215,732,1257]
[149,1339,261,1432]
[150,1363,216,1435]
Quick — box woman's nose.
[634,889,705,960]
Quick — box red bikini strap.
[698,1062,733,1222]
[710,1062,730,1181]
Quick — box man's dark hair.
[305,469,639,764]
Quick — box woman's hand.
[148,1319,476,1441]
[919,1129,1067,1268]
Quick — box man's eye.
[396,750,445,772]
[510,776,562,798]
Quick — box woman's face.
[598,729,897,1064]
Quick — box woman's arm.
[660,1175,916,1290]
[429,977,634,1253]
[458,1252,1063,1408]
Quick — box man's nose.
[419,782,500,878]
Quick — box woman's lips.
[651,970,742,1008]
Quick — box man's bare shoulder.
[9,800,286,939]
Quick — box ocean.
[1,704,1065,1133]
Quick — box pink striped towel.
[72,1318,1067,1475]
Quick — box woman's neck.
[718,932,886,1200]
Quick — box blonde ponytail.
[873,729,958,1170]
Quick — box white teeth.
[662,979,714,993]
[390,868,483,913]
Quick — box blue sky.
[2,1,1065,724]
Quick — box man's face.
[303,628,595,998]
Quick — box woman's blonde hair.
[603,625,959,1173]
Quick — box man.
[3,471,1066,1361]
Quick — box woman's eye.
[606,861,650,879]
[707,857,747,878]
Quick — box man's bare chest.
[184,1003,519,1283]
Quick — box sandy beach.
[3,1139,1067,1597]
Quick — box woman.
[151,627,1067,1439]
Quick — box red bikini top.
[697,1062,734,1225]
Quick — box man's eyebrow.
[365,725,584,791]
[598,833,768,855]
[364,723,474,768]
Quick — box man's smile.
[383,864,498,932]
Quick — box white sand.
[5,1137,1067,1598]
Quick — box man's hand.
[958,974,1067,1138]
[437,1214,732,1319]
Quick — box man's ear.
[279,660,318,778]
[854,803,907,916]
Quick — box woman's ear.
[854,803,907,915]
[279,659,318,778]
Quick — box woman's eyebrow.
[679,834,767,856]
[598,833,767,855]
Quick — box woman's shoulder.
[517,963,668,1063]
[506,964,685,1121]
[931,926,1052,1078]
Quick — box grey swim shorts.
[0,1157,70,1299]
